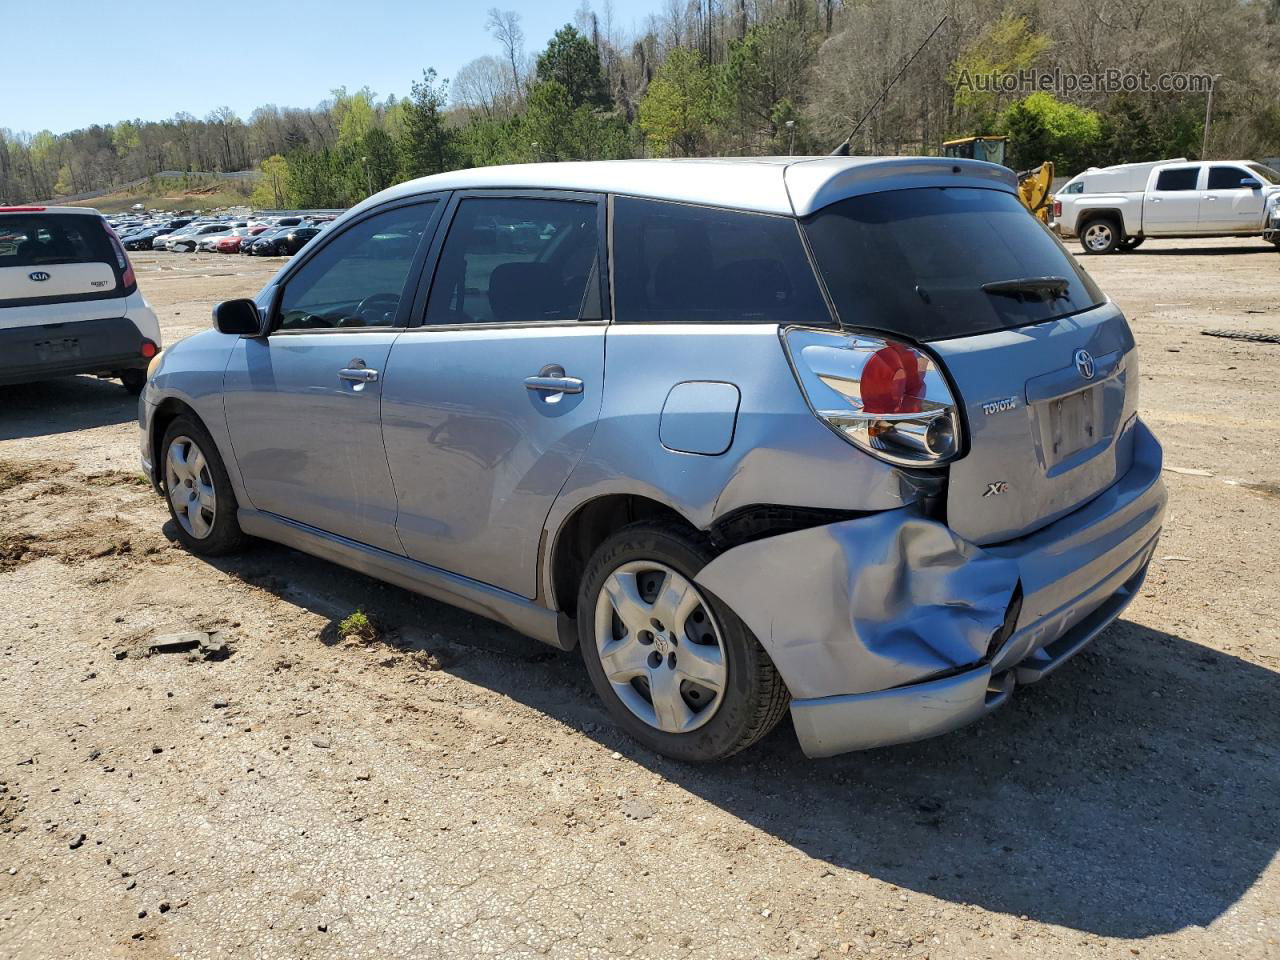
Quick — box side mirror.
[1240,177,1262,189]
[213,298,263,336]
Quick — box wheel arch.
[149,397,219,491]
[546,493,697,627]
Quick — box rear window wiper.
[981,276,1070,301]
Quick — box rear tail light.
[0,205,46,212]
[782,326,963,466]
[1052,199,1062,219]
[140,339,158,359]
[104,222,136,289]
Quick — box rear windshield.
[0,213,116,268]
[802,187,1105,342]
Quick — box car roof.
[0,205,104,216]
[357,156,1017,220]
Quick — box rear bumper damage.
[695,420,1166,758]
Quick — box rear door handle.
[525,376,584,395]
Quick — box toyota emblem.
[1074,349,1096,380]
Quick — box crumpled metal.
[696,508,1020,699]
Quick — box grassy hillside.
[67,177,253,214]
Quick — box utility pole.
[1201,75,1221,160]
[361,156,372,197]
[785,120,797,156]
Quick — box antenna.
[831,15,950,157]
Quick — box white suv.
[0,205,161,393]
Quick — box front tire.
[1080,217,1121,254]
[160,416,249,556]
[577,522,789,762]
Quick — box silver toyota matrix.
[140,157,1167,761]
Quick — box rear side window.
[1155,167,1199,191]
[611,196,827,324]
[0,214,116,269]
[802,187,1105,342]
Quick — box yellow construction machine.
[942,135,1055,224]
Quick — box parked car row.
[106,212,334,258]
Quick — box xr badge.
[982,481,1009,498]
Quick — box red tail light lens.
[861,343,927,415]
[1052,199,1062,218]
[782,327,962,466]
[140,340,158,359]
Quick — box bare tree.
[454,55,514,118]
[487,8,526,102]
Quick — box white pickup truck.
[1052,158,1280,253]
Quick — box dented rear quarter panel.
[539,323,917,604]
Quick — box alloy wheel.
[1084,222,1114,251]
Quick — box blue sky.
[9,0,657,135]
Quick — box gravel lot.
[1,241,1277,960]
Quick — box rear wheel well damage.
[550,495,693,627]
[548,497,878,627]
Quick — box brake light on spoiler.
[0,206,46,212]
[782,327,963,467]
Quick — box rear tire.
[160,416,249,556]
[577,521,789,762]
[119,369,146,395]
[1080,217,1121,254]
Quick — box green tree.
[719,19,815,151]
[535,25,610,109]
[250,154,289,208]
[639,48,716,156]
[332,87,378,148]
[997,93,1101,172]
[358,128,399,195]
[398,68,456,180]
[949,14,1051,130]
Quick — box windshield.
[801,187,1106,342]
[1246,163,1280,185]
[0,213,116,268]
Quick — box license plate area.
[34,337,81,362]
[1041,385,1101,469]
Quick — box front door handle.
[525,376,584,395]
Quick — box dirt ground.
[0,240,1277,960]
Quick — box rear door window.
[1154,167,1199,191]
[802,187,1105,342]
[611,196,827,324]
